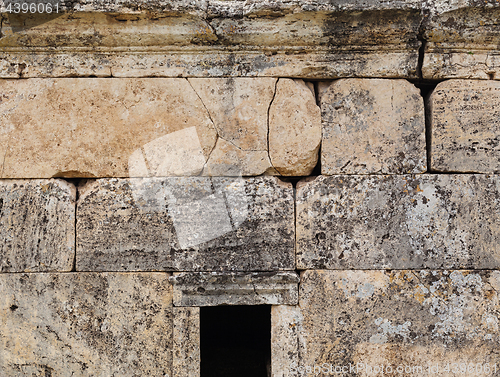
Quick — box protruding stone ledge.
[296,175,500,270]
[170,271,300,306]
[0,272,173,376]
[429,80,500,173]
[0,179,75,272]
[76,177,295,272]
[298,270,500,373]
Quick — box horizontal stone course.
[297,269,500,376]
[297,174,500,269]
[0,179,75,272]
[0,272,173,376]
[76,177,295,272]
[430,80,500,173]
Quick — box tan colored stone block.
[189,78,277,176]
[296,270,500,376]
[0,179,75,272]
[321,79,426,174]
[173,307,200,377]
[296,174,500,270]
[0,78,217,178]
[0,272,173,376]
[76,177,295,272]
[269,79,321,176]
[430,80,500,173]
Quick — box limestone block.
[0,179,75,272]
[173,307,200,377]
[430,80,500,173]
[188,78,277,176]
[321,79,426,174]
[170,272,299,306]
[269,79,321,176]
[296,175,500,269]
[296,270,500,376]
[77,177,295,272]
[0,78,217,178]
[0,272,173,376]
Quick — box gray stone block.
[295,270,500,376]
[0,179,75,272]
[297,175,500,269]
[0,272,173,376]
[170,272,300,306]
[77,177,295,272]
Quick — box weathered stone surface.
[77,177,295,272]
[171,272,299,306]
[0,272,173,376]
[173,307,200,377]
[0,179,75,272]
[0,78,217,178]
[269,79,321,176]
[271,305,305,377]
[0,8,420,78]
[430,80,500,173]
[321,79,426,174]
[295,270,500,376]
[189,78,277,176]
[422,6,500,79]
[296,175,500,269]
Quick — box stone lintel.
[170,271,300,306]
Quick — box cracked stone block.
[0,78,217,178]
[321,79,426,174]
[296,270,500,376]
[188,78,277,176]
[269,79,321,176]
[0,179,75,272]
[296,175,500,270]
[0,272,173,376]
[430,80,500,173]
[76,177,295,272]
[170,271,299,306]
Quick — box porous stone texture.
[269,79,321,176]
[77,177,295,272]
[0,78,217,178]
[188,78,277,176]
[170,272,299,306]
[271,305,305,377]
[0,179,75,272]
[296,270,500,376]
[0,272,173,376]
[173,307,200,377]
[0,6,421,78]
[321,79,426,174]
[296,175,500,270]
[430,80,500,173]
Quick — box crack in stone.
[0,138,9,179]
[267,78,280,174]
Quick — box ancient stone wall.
[1,0,500,376]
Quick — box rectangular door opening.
[200,305,271,377]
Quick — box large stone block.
[0,78,217,178]
[0,179,75,272]
[430,80,500,173]
[296,175,500,269]
[77,177,295,271]
[269,79,321,176]
[321,79,426,174]
[0,272,173,376]
[295,270,500,376]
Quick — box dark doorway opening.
[200,305,271,377]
